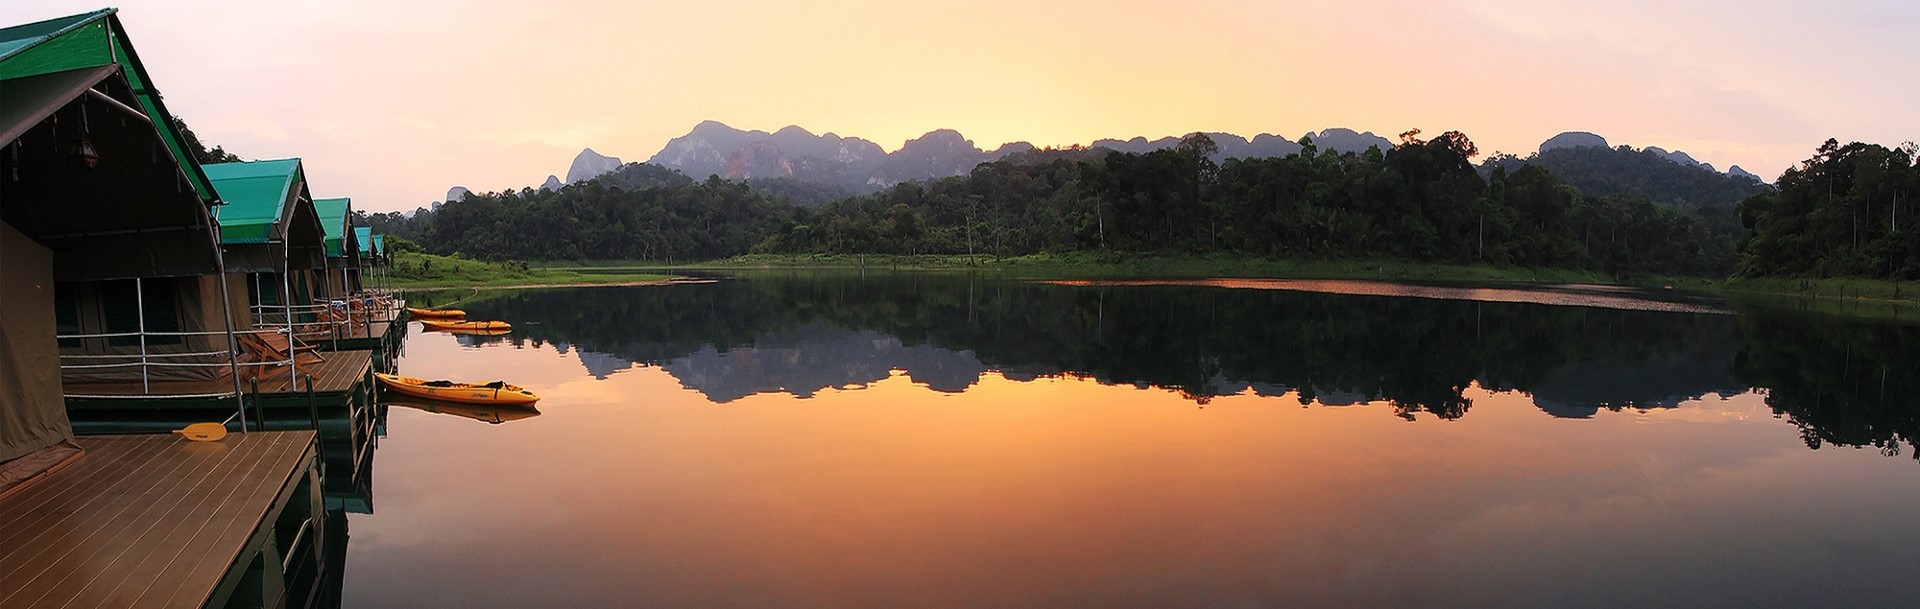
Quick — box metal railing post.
[248,377,259,434]
[214,219,247,418]
[282,268,297,383]
[135,277,149,392]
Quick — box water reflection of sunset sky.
[348,327,1920,608]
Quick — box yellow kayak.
[406,307,466,319]
[420,319,510,332]
[375,373,539,406]
[386,397,539,424]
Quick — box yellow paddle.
[174,422,229,442]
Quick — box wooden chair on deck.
[236,330,325,383]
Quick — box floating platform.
[315,320,391,350]
[0,431,325,609]
[65,350,377,408]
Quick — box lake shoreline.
[464,252,1920,322]
[542,253,1651,285]
[384,251,673,290]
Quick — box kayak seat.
[484,381,506,389]
[423,380,457,387]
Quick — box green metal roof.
[354,226,374,255]
[0,10,112,75]
[313,197,353,257]
[371,235,386,255]
[0,9,221,206]
[205,159,303,243]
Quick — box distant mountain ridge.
[1482,131,1766,212]
[586,121,1403,196]
[1532,131,1757,181]
[524,124,1759,208]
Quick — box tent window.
[249,272,283,306]
[102,279,183,346]
[55,286,81,348]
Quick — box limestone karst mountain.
[640,121,1400,195]
[566,148,623,184]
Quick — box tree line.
[367,132,1915,280]
[1737,139,1919,279]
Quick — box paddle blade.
[175,422,228,442]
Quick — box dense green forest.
[363,133,1916,280]
[1737,140,1919,279]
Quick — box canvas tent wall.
[0,221,70,463]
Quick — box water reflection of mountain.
[453,275,1918,457]
[663,322,986,402]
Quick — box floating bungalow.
[201,160,395,353]
[312,197,359,298]
[355,225,386,293]
[202,158,328,329]
[0,9,334,608]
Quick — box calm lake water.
[345,274,1920,608]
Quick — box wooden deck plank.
[1,436,260,607]
[57,435,296,609]
[0,437,166,552]
[149,436,310,609]
[78,434,305,609]
[0,436,143,526]
[0,432,315,609]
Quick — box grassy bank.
[518,253,1920,321]
[585,252,1678,285]
[1720,277,1920,321]
[386,251,670,289]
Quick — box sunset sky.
[12,0,1916,212]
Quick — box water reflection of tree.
[1734,311,1920,459]
[450,276,1918,457]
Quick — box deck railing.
[249,294,401,348]
[57,327,312,399]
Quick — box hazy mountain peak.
[1303,128,1394,153]
[1540,131,1611,151]
[904,129,972,149]
[1661,148,1703,167]
[541,175,564,192]
[774,125,815,138]
[986,141,1037,160]
[567,148,623,183]
[446,186,470,202]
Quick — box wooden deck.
[0,431,317,609]
[64,350,374,400]
[301,320,393,350]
